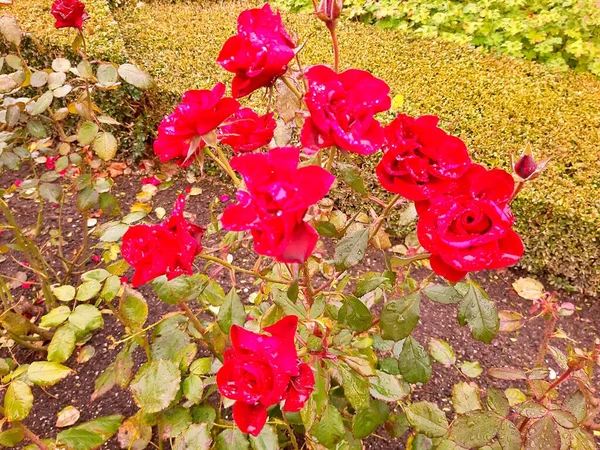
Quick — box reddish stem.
[326,21,339,72]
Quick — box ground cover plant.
[0,1,599,449]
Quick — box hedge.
[13,0,600,293]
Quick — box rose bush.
[1,2,599,450]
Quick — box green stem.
[282,76,303,102]
[178,300,222,361]
[203,148,240,186]
[302,262,315,308]
[325,147,336,172]
[198,254,285,284]
[326,21,340,72]
[371,194,402,237]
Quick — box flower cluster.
[121,196,204,287]
[221,147,335,263]
[376,115,523,281]
[216,316,314,436]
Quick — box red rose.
[216,316,314,436]
[217,107,276,153]
[301,65,391,155]
[153,83,239,166]
[221,147,334,263]
[217,4,296,98]
[121,195,204,287]
[51,0,90,30]
[376,115,472,201]
[416,165,524,282]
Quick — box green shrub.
[115,0,600,293]
[277,0,600,76]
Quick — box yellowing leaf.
[512,277,545,300]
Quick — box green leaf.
[505,388,527,407]
[339,362,370,410]
[459,361,483,378]
[93,132,118,161]
[40,305,71,327]
[354,272,390,298]
[48,325,76,363]
[0,428,24,447]
[119,289,148,331]
[76,60,93,78]
[458,282,499,344]
[174,424,212,450]
[422,284,462,304]
[160,406,192,439]
[339,295,372,332]
[563,390,586,423]
[30,90,53,115]
[380,292,420,341]
[76,280,102,302]
[39,183,62,203]
[339,163,367,195]
[311,403,345,447]
[151,328,190,361]
[58,415,123,450]
[28,361,72,386]
[197,275,225,306]
[570,428,596,450]
[272,288,307,318]
[217,289,245,334]
[428,338,456,366]
[130,360,181,413]
[405,401,448,438]
[287,279,299,302]
[486,387,510,417]
[191,405,216,428]
[118,64,154,89]
[69,304,103,335]
[353,402,383,439]
[4,380,33,421]
[153,274,209,305]
[385,412,409,438]
[514,401,547,419]
[249,424,279,450]
[498,420,522,450]
[182,375,203,405]
[96,64,118,86]
[550,410,577,429]
[77,186,99,211]
[215,429,249,450]
[369,370,409,402]
[334,228,369,270]
[449,411,501,448]
[525,416,560,450]
[451,382,482,414]
[100,275,121,302]
[398,336,432,384]
[314,221,339,238]
[77,121,99,146]
[53,285,76,302]
[92,346,135,401]
[82,269,110,282]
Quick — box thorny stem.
[302,262,315,307]
[325,147,336,172]
[509,180,525,203]
[203,147,240,186]
[534,314,558,367]
[326,21,340,72]
[271,419,299,450]
[282,75,303,102]
[371,194,403,237]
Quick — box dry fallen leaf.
[56,406,80,428]
[512,277,545,300]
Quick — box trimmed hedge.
[13,0,600,293]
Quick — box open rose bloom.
[51,0,90,30]
[217,316,314,436]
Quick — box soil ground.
[1,167,598,449]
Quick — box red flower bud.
[512,143,549,181]
[315,0,343,24]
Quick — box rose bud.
[512,143,549,181]
[315,0,343,24]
